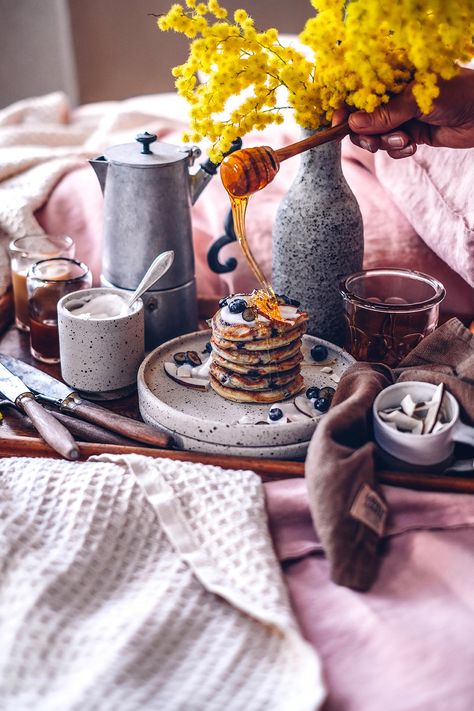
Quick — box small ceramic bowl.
[58,287,144,399]
[373,381,474,467]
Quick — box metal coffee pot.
[90,131,220,349]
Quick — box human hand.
[334,67,474,158]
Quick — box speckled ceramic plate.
[137,330,354,452]
[139,401,310,459]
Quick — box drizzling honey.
[220,149,284,321]
[220,120,350,322]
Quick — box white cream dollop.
[69,293,128,320]
[221,305,263,325]
[220,297,299,326]
[192,357,211,378]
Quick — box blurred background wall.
[0,0,311,108]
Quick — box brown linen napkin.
[305,318,474,592]
[395,318,474,423]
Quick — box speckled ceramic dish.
[139,400,310,459]
[137,330,354,454]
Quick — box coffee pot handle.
[200,137,243,176]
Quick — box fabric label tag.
[350,483,387,536]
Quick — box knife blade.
[0,362,80,460]
[0,353,172,449]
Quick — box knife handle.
[48,409,147,447]
[69,400,173,448]
[20,396,80,461]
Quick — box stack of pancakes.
[209,295,309,403]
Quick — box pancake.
[211,337,303,366]
[209,360,300,391]
[210,292,307,404]
[212,299,309,342]
[211,350,303,375]
[209,374,305,404]
[211,322,307,351]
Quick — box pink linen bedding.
[265,478,474,711]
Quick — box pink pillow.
[374,145,474,288]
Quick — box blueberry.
[319,386,336,400]
[218,297,228,308]
[173,352,187,365]
[228,298,247,314]
[314,397,331,413]
[202,341,212,354]
[185,350,202,366]
[311,344,329,362]
[268,407,284,421]
[242,307,257,322]
[306,386,320,400]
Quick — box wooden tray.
[1,435,473,493]
[0,314,473,493]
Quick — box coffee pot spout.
[89,156,109,193]
[189,138,243,205]
[189,163,214,206]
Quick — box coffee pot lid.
[104,132,191,167]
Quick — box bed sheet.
[265,478,474,711]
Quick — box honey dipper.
[220,120,350,197]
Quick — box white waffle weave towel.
[0,454,325,711]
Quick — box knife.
[0,362,80,460]
[0,354,172,449]
[46,409,151,447]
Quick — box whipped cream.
[220,296,299,326]
[234,401,311,426]
[175,358,211,379]
[266,401,310,424]
[192,357,211,379]
[164,356,210,390]
[68,293,129,320]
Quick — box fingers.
[333,88,420,158]
[349,87,419,135]
[343,86,420,159]
[351,129,414,155]
[386,143,417,159]
[350,133,380,152]
[332,107,349,126]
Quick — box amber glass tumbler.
[340,268,445,366]
[8,235,75,331]
[27,258,91,363]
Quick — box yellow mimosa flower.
[159,0,474,160]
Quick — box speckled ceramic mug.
[58,287,144,399]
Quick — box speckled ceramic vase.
[272,128,364,346]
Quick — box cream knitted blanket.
[0,91,189,294]
[0,454,325,711]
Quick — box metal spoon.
[122,250,175,314]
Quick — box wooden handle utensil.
[19,395,80,461]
